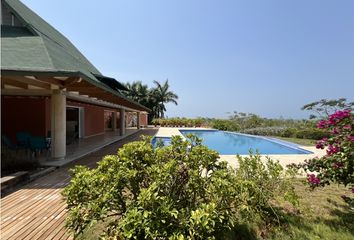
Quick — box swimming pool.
[151,137,172,148]
[154,129,311,155]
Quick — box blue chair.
[16,132,31,149]
[29,136,47,157]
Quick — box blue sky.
[22,0,354,119]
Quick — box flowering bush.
[63,135,297,239]
[300,110,354,206]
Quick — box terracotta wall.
[123,112,148,127]
[67,101,109,137]
[84,105,104,137]
[140,113,148,126]
[1,96,47,143]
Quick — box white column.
[112,111,117,131]
[137,112,141,129]
[119,109,125,136]
[51,90,66,160]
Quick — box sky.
[22,0,354,119]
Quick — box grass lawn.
[274,137,317,146]
[267,179,354,240]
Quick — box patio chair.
[29,136,47,158]
[16,131,31,149]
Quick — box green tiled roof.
[1,0,149,111]
[1,0,100,77]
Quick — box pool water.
[175,130,312,155]
[151,137,172,148]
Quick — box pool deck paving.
[155,127,326,169]
[0,129,158,240]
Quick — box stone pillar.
[51,90,66,160]
[112,111,117,131]
[137,112,141,129]
[119,109,126,136]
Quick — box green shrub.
[280,128,297,138]
[151,118,207,128]
[63,136,297,239]
[294,128,329,140]
[211,119,239,131]
[241,126,287,136]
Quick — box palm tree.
[152,79,178,118]
[124,81,150,104]
[124,79,178,121]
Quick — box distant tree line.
[210,98,353,140]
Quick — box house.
[1,0,149,161]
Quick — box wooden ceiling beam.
[63,77,81,86]
[1,78,29,89]
[66,86,99,92]
[84,92,114,100]
[73,86,145,111]
[34,76,64,87]
[4,76,51,89]
[84,92,124,104]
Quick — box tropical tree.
[152,79,178,118]
[302,98,354,119]
[124,79,178,121]
[124,81,150,105]
[124,81,157,121]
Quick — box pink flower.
[343,125,352,130]
[307,174,321,185]
[332,162,344,169]
[348,136,354,142]
[328,110,351,126]
[352,188,354,194]
[317,120,329,129]
[316,141,325,149]
[331,128,339,134]
[327,145,340,155]
[316,138,329,149]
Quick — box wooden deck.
[0,129,157,239]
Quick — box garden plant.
[299,109,354,206]
[63,135,298,239]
